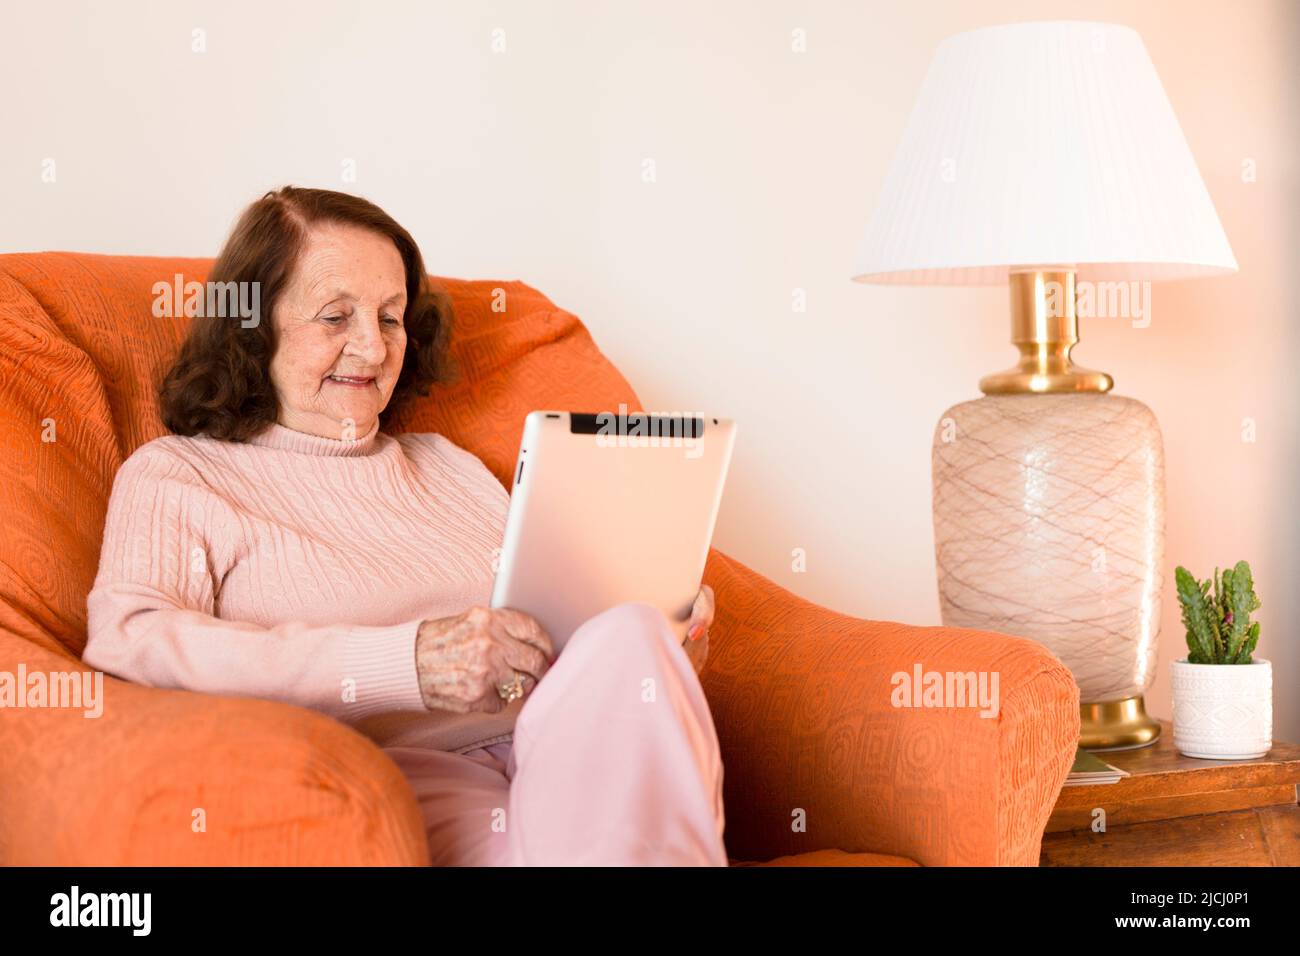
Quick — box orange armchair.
[0,252,1079,866]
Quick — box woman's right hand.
[415,605,555,715]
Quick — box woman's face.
[269,222,408,439]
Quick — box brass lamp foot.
[1080,696,1162,751]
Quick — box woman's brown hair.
[160,186,456,441]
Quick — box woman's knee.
[606,601,672,632]
[568,601,676,657]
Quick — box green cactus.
[1220,562,1258,660]
[1235,621,1261,664]
[1175,567,1218,663]
[1175,560,1262,664]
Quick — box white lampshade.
[851,21,1237,285]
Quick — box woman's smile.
[324,373,377,389]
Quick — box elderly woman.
[81,186,726,866]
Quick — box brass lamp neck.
[979,270,1114,395]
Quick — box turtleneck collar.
[245,417,383,457]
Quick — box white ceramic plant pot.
[1170,658,1273,759]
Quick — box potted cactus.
[1170,560,1272,759]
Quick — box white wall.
[4,0,1296,740]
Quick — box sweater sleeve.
[82,443,429,726]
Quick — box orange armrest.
[0,634,429,865]
[701,549,1080,866]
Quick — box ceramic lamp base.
[932,392,1167,723]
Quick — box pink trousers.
[382,602,729,866]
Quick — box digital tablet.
[490,409,737,655]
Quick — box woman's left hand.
[683,584,714,675]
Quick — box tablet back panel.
[490,410,736,654]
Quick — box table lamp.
[851,21,1237,750]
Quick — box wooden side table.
[1040,719,1300,866]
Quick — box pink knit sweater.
[83,418,526,754]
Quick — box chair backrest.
[0,252,641,659]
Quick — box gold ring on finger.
[497,672,525,702]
